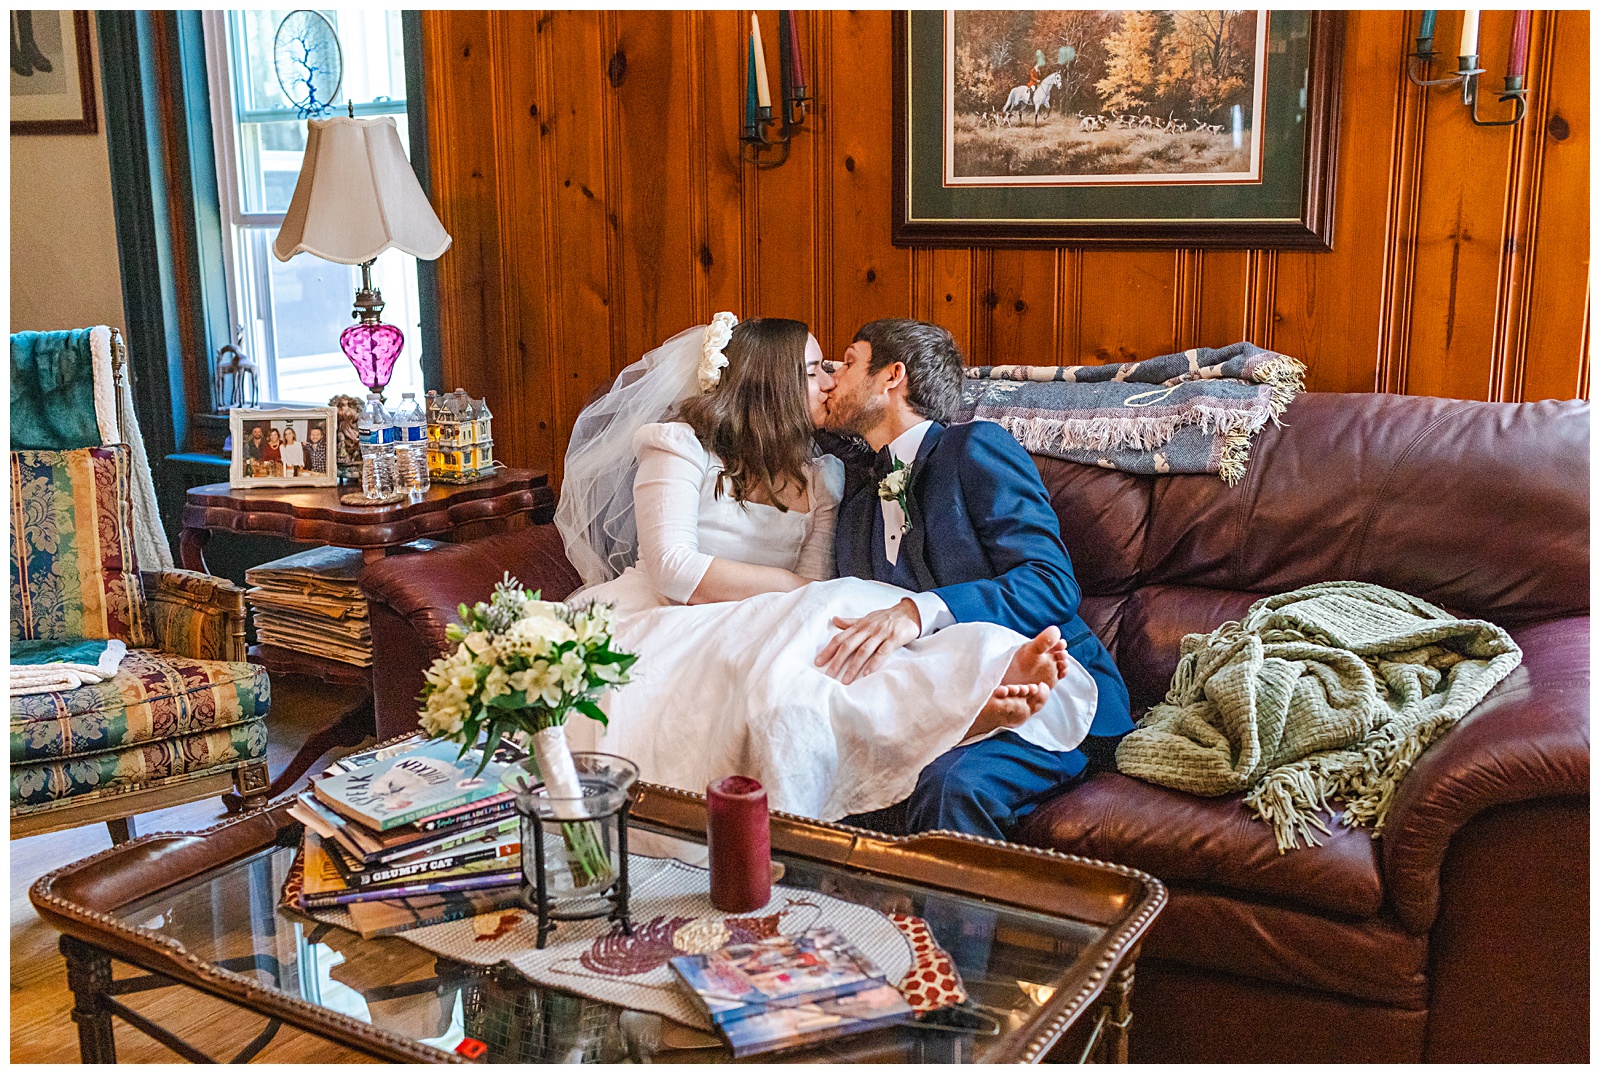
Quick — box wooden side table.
[178,467,555,573]
[180,469,556,804]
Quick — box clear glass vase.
[503,751,638,929]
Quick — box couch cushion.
[1133,393,1588,627]
[10,445,151,647]
[11,720,268,810]
[1112,584,1262,710]
[1033,455,1150,596]
[10,648,270,763]
[1014,771,1385,920]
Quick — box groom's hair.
[853,318,964,424]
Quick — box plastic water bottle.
[395,392,430,493]
[358,393,397,497]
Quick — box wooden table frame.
[32,787,1166,1064]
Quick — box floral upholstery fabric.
[10,648,269,763]
[143,568,246,662]
[10,445,151,647]
[11,720,268,810]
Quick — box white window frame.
[200,10,417,405]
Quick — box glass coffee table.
[31,786,1164,1064]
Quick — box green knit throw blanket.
[1115,581,1523,852]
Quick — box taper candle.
[788,10,807,97]
[707,775,771,913]
[777,7,793,106]
[1507,10,1531,80]
[1418,10,1437,44]
[750,13,772,111]
[745,36,759,133]
[1458,9,1479,58]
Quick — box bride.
[556,314,1087,822]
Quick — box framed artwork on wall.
[10,10,97,135]
[892,10,1344,249]
[229,406,339,488]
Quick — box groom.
[816,318,1132,840]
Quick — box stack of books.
[286,737,527,938]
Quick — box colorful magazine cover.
[313,739,509,830]
[716,982,915,1058]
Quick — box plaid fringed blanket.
[960,342,1307,485]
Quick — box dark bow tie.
[872,446,897,483]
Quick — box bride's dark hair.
[670,317,812,510]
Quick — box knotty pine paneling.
[421,10,1590,481]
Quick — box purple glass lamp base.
[341,321,405,396]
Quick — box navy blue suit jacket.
[832,421,1133,762]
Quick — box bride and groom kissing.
[555,314,1132,841]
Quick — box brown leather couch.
[360,391,1589,1062]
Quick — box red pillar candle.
[1507,10,1532,81]
[706,775,771,913]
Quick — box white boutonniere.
[877,459,913,535]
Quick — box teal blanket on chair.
[10,328,103,450]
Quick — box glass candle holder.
[504,752,637,949]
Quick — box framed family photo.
[892,10,1344,248]
[10,10,96,135]
[229,407,338,488]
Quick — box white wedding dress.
[564,421,1096,822]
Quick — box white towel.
[9,639,127,696]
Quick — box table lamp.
[272,113,451,398]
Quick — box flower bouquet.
[419,574,638,892]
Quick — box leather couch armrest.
[1380,616,1590,933]
[141,568,248,662]
[359,525,583,739]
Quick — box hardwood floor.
[11,673,380,1063]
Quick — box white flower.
[878,467,909,500]
[557,649,588,692]
[698,311,739,392]
[481,666,510,704]
[593,660,625,684]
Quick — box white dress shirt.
[881,420,955,637]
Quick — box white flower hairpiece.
[698,311,739,392]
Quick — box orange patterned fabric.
[889,913,968,1012]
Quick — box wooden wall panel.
[827,11,913,361]
[1274,9,1406,395]
[611,11,696,382]
[1078,251,1177,363]
[421,10,1590,480]
[1519,10,1591,403]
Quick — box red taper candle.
[788,10,807,97]
[706,775,771,913]
[1507,10,1531,81]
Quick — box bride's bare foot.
[1001,626,1065,690]
[967,683,1050,738]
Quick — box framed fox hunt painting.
[892,10,1344,249]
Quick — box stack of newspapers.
[285,736,527,938]
[245,546,373,666]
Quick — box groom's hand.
[816,598,922,684]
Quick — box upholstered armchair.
[10,446,272,842]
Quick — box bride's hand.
[815,598,922,684]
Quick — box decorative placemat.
[297,855,919,1032]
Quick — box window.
[203,9,425,406]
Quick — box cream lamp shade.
[272,114,451,265]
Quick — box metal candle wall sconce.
[1405,9,1531,128]
[742,10,809,167]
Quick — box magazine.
[313,739,509,830]
[321,826,520,888]
[669,926,914,1057]
[293,793,516,864]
